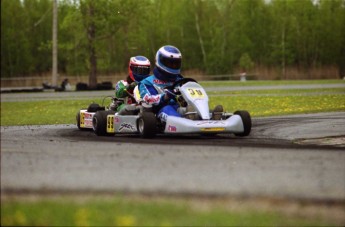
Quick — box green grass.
[1,99,97,126]
[200,79,345,87]
[1,196,333,226]
[207,87,345,95]
[1,89,344,126]
[209,93,345,117]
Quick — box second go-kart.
[76,78,252,138]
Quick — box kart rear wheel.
[234,110,251,137]
[92,110,115,136]
[137,112,157,138]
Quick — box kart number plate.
[187,88,204,98]
[81,112,93,128]
[107,115,115,133]
[80,112,85,127]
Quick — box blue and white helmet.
[155,45,182,76]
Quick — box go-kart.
[76,78,251,138]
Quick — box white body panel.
[113,114,139,133]
[164,115,244,134]
[179,82,210,120]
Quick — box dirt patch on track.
[296,136,345,147]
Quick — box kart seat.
[87,103,105,112]
[118,105,140,115]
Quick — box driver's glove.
[164,89,175,101]
[127,81,137,90]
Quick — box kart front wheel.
[137,112,157,138]
[92,110,114,136]
[234,110,252,137]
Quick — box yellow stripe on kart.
[201,127,225,132]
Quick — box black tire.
[234,110,252,137]
[92,110,115,136]
[76,82,89,91]
[137,112,157,138]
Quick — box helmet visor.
[130,65,150,76]
[159,55,181,70]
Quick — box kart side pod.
[164,110,251,136]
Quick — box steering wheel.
[165,78,198,90]
[164,78,198,108]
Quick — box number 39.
[188,89,204,97]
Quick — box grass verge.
[1,90,344,126]
[200,79,345,87]
[1,195,337,226]
[209,93,345,117]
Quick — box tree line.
[1,0,345,86]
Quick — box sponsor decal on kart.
[84,113,93,119]
[80,111,94,128]
[114,116,120,123]
[84,120,93,127]
[119,122,135,132]
[168,125,177,132]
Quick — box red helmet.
[128,56,151,82]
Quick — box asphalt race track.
[1,112,345,202]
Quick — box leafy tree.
[24,0,52,74]
[239,53,254,72]
[317,0,345,71]
[1,0,32,77]
[1,0,345,80]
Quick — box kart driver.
[111,56,151,113]
[138,45,223,122]
[138,45,185,122]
